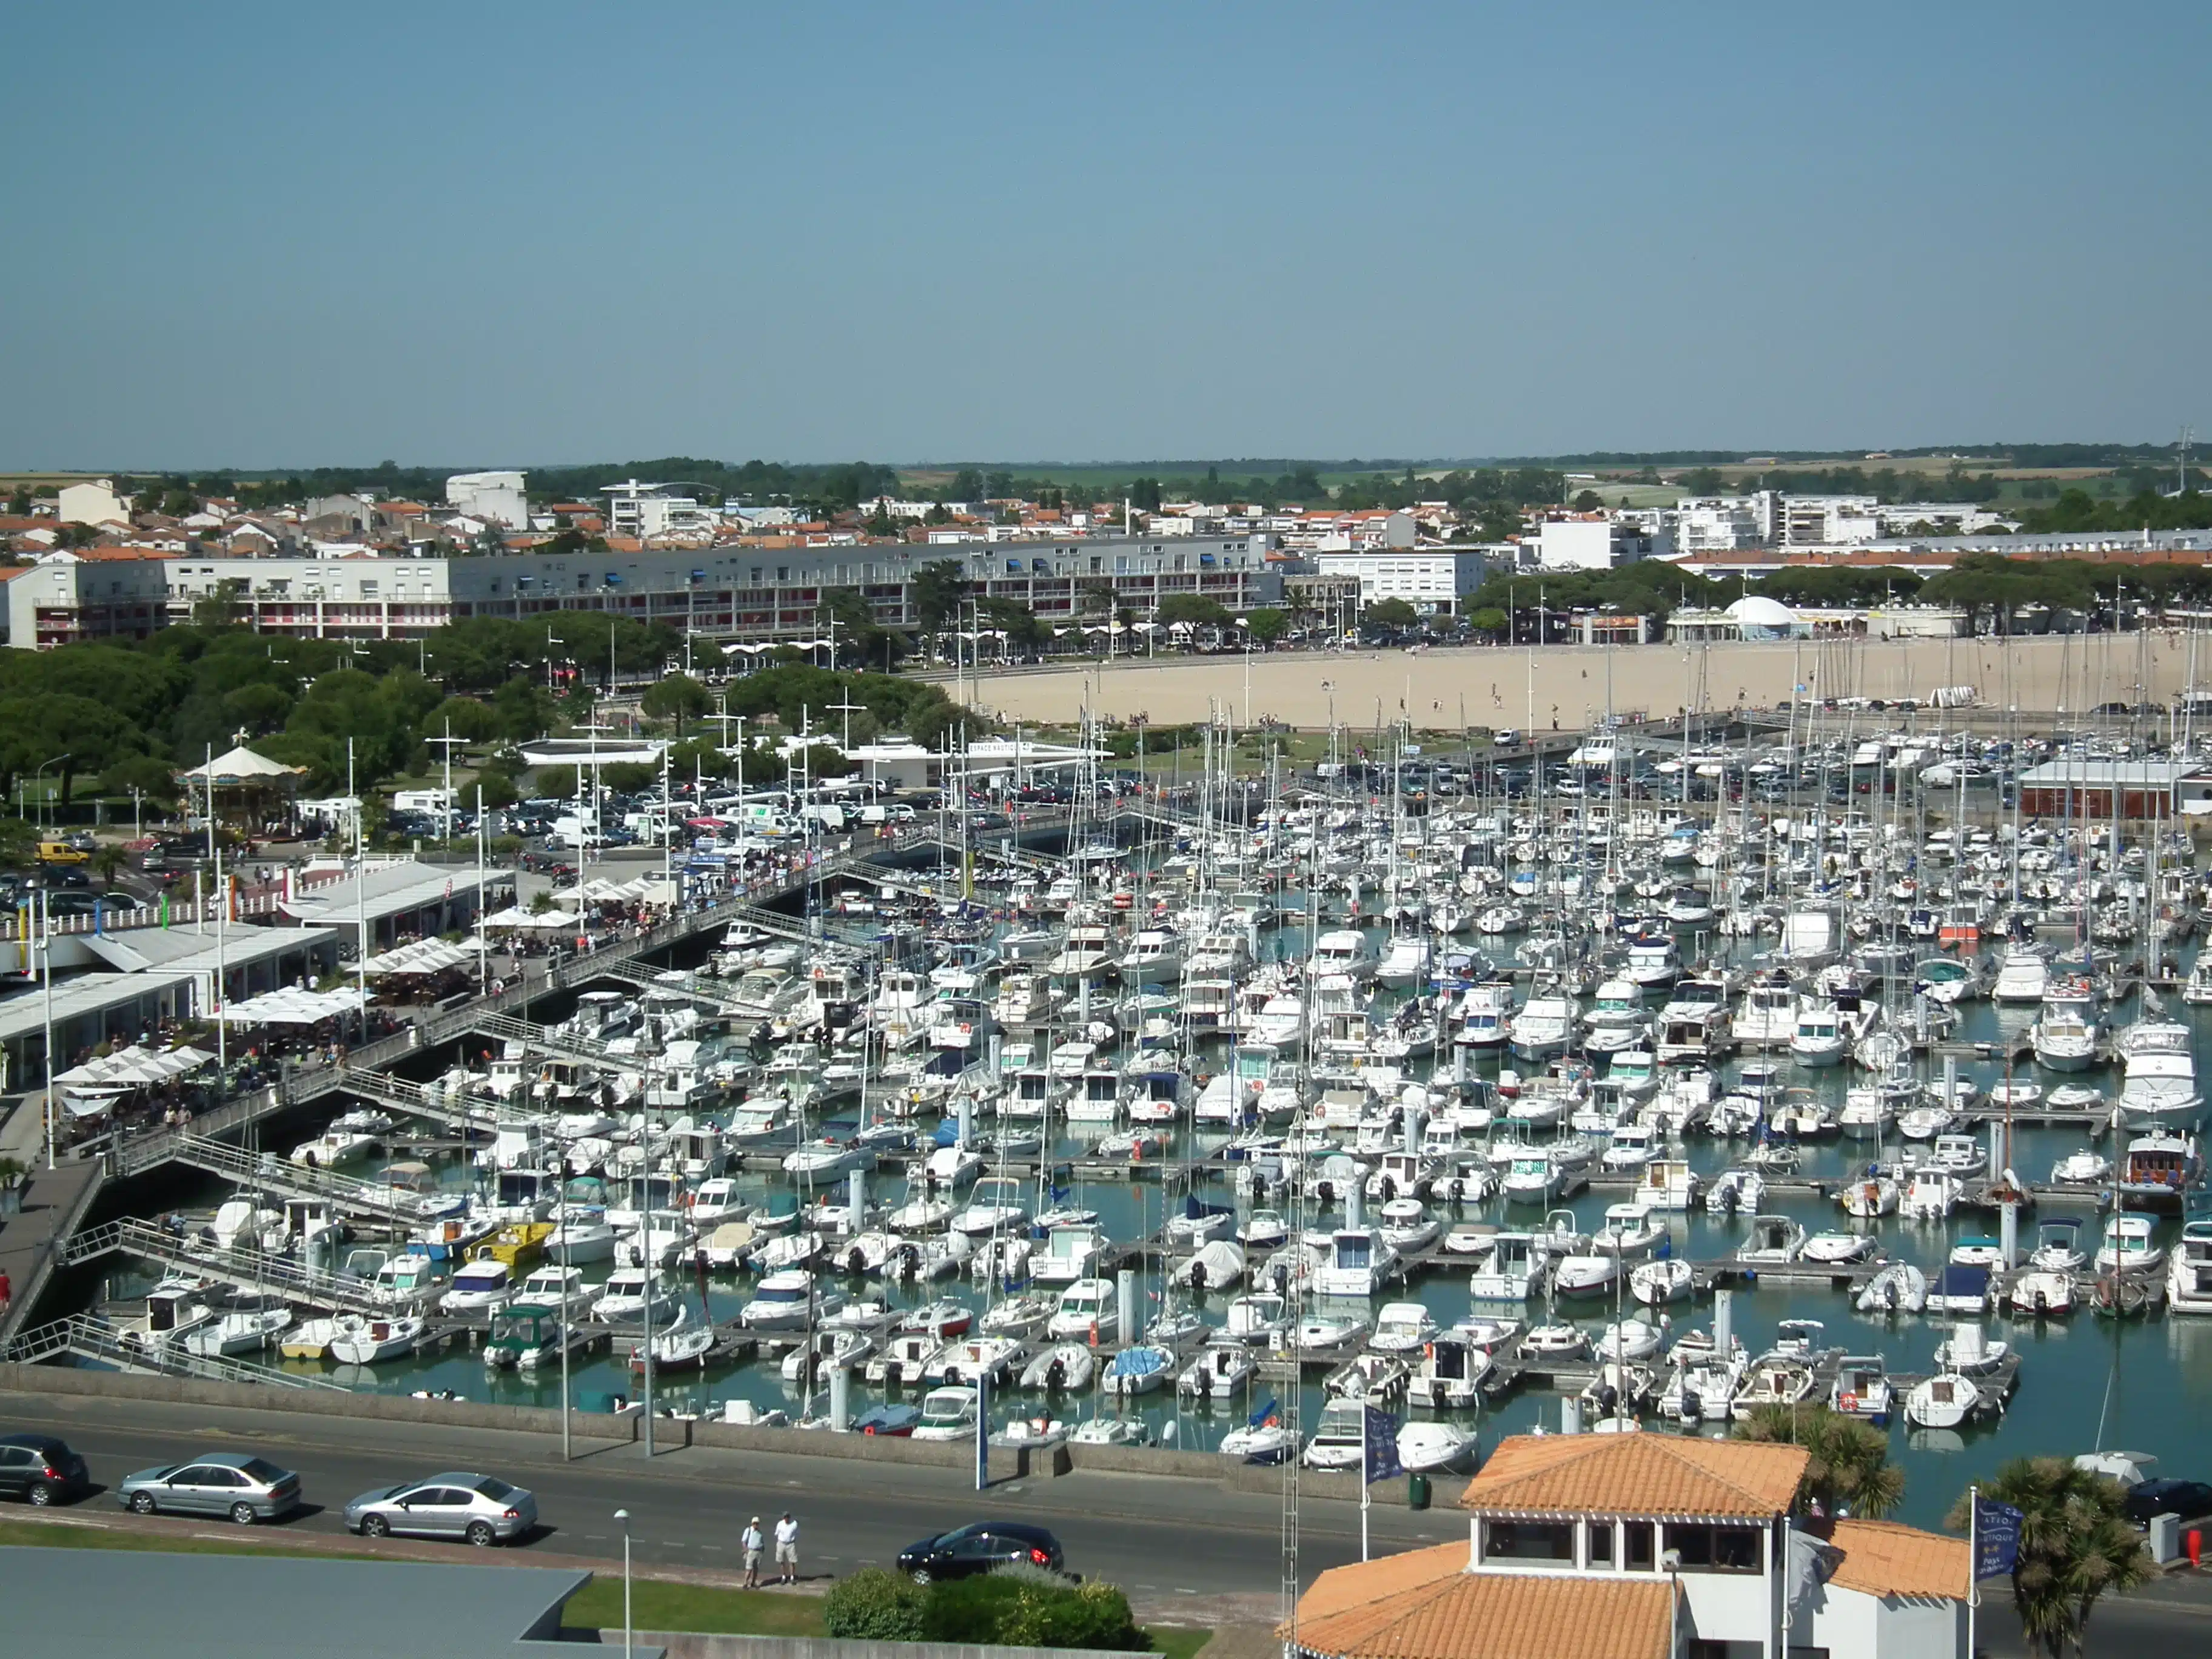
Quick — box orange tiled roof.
[1297,1541,1469,1624]
[1461,1433,1806,1520]
[1826,1519,1968,1601]
[1289,1566,1674,1659]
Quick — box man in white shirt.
[741,1515,764,1587]
[774,1511,799,1583]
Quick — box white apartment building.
[1534,515,1669,570]
[1783,495,1882,545]
[1675,495,1770,554]
[1314,548,1489,616]
[603,480,721,541]
[57,479,130,527]
[445,471,531,531]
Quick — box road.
[0,1389,1455,1603]
[8,1389,2212,1651]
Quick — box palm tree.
[1732,1404,1904,1520]
[1945,1458,2154,1659]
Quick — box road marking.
[1175,1587,1199,1595]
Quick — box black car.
[898,1521,1065,1583]
[0,1433,90,1506]
[2122,1478,2212,1528]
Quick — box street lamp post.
[614,1509,632,1659]
[32,753,69,832]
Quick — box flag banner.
[1363,1407,1402,1484]
[1974,1498,2023,1580]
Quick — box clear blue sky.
[8,2,2208,470]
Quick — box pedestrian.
[741,1515,764,1587]
[774,1510,798,1583]
[0,1269,10,1313]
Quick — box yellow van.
[36,841,90,865]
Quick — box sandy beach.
[948,632,2201,732]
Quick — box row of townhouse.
[7,532,1281,651]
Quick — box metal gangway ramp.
[113,1134,428,1226]
[3,1315,349,1389]
[63,1218,413,1318]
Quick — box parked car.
[2122,1477,2212,1528]
[897,1520,1065,1583]
[0,1433,90,1506]
[118,1452,303,1524]
[343,1471,537,1546]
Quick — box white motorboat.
[1019,1342,1099,1392]
[439,1259,514,1315]
[911,1385,982,1441]
[2095,1214,2165,1275]
[1905,1370,1982,1430]
[1801,1230,1877,1265]
[1369,1301,1440,1354]
[1629,1257,1693,1305]
[1395,1419,1478,1474]
[1989,945,2049,1005]
[739,1269,841,1330]
[1406,1335,1490,1409]
[329,1313,422,1365]
[1176,1342,1256,1399]
[1855,1261,1928,1315]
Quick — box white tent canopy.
[215,987,368,1026]
[361,938,475,977]
[178,745,304,784]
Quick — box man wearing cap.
[774,1510,799,1583]
[741,1515,765,1587]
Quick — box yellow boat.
[471,1221,555,1273]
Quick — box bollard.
[1561,1396,1583,1434]
[1346,1183,1362,1231]
[847,1168,866,1235]
[1116,1267,1138,1345]
[1714,1288,1734,1356]
[1403,1105,1425,1158]
[957,1092,973,1149]
[829,1364,851,1432]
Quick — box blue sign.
[1974,1498,2023,1580]
[1363,1407,1403,1484]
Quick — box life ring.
[1839,1392,1860,1413]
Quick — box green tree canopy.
[1946,1458,2154,1659]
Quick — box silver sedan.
[343,1471,538,1547]
[117,1453,303,1525]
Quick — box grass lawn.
[1149,1627,1217,1659]
[561,1576,828,1635]
[0,1516,318,1560]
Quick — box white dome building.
[1722,594,1808,640]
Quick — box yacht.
[1623,935,1681,991]
[1655,979,1731,1065]
[1375,935,1433,991]
[2116,1019,2203,1130]
[1455,982,1517,1050]
[1309,930,1378,983]
[1507,993,1575,1064]
[1734,971,1798,1050]
[1314,1227,1400,1299]
[2165,1218,2212,1314]
[1990,945,2049,1005]
[2030,976,2100,1072]
[1788,999,1848,1068]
